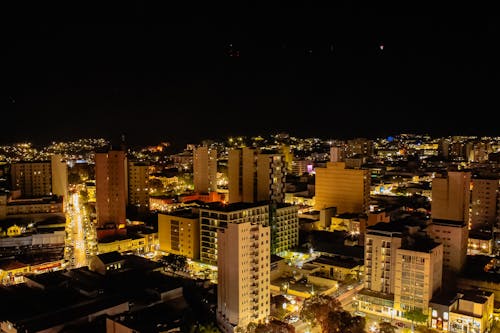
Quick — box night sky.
[2,6,499,149]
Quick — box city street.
[64,190,96,268]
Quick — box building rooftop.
[200,201,269,212]
[400,237,441,253]
[270,254,284,263]
[95,251,124,264]
[430,291,460,306]
[431,219,467,227]
[25,271,69,288]
[161,208,199,219]
[468,230,493,241]
[312,256,361,269]
[460,289,493,304]
[336,212,360,219]
[0,260,28,271]
[366,222,405,236]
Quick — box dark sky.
[2,5,499,149]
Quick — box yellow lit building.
[217,221,270,332]
[314,162,370,214]
[431,171,471,223]
[127,161,150,214]
[468,232,493,255]
[97,236,148,254]
[394,240,443,316]
[228,147,285,204]
[430,290,494,333]
[0,261,29,285]
[470,177,499,231]
[312,256,362,282]
[158,209,200,260]
[427,219,468,273]
[6,224,21,237]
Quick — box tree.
[160,254,187,272]
[379,321,398,333]
[197,322,221,333]
[404,308,428,331]
[299,295,343,332]
[326,310,366,333]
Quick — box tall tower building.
[10,161,52,197]
[314,162,370,214]
[199,202,269,266]
[158,209,200,259]
[51,154,68,199]
[346,138,374,157]
[228,148,285,204]
[330,146,344,163]
[427,220,468,274]
[272,204,299,255]
[95,147,127,229]
[217,221,270,332]
[193,146,217,194]
[127,161,150,214]
[364,223,403,295]
[431,171,471,223]
[394,240,443,315]
[470,177,499,231]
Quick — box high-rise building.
[217,221,270,332]
[158,209,200,259]
[272,203,299,254]
[10,161,52,197]
[127,161,150,214]
[228,148,285,204]
[330,146,344,163]
[51,154,68,199]
[359,222,443,320]
[431,171,471,223]
[95,147,127,229]
[364,223,403,295]
[394,239,443,315]
[290,159,313,176]
[193,146,217,194]
[199,202,269,266]
[470,177,499,231]
[346,138,374,157]
[427,219,468,274]
[314,162,370,214]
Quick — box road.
[64,190,96,268]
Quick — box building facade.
[95,147,127,229]
[10,161,52,197]
[50,154,68,199]
[393,241,443,315]
[158,210,200,259]
[127,161,150,214]
[228,148,285,204]
[314,162,370,214]
[272,204,299,255]
[193,146,217,195]
[431,171,471,223]
[199,203,269,266]
[427,219,469,273]
[217,221,270,332]
[470,177,498,231]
